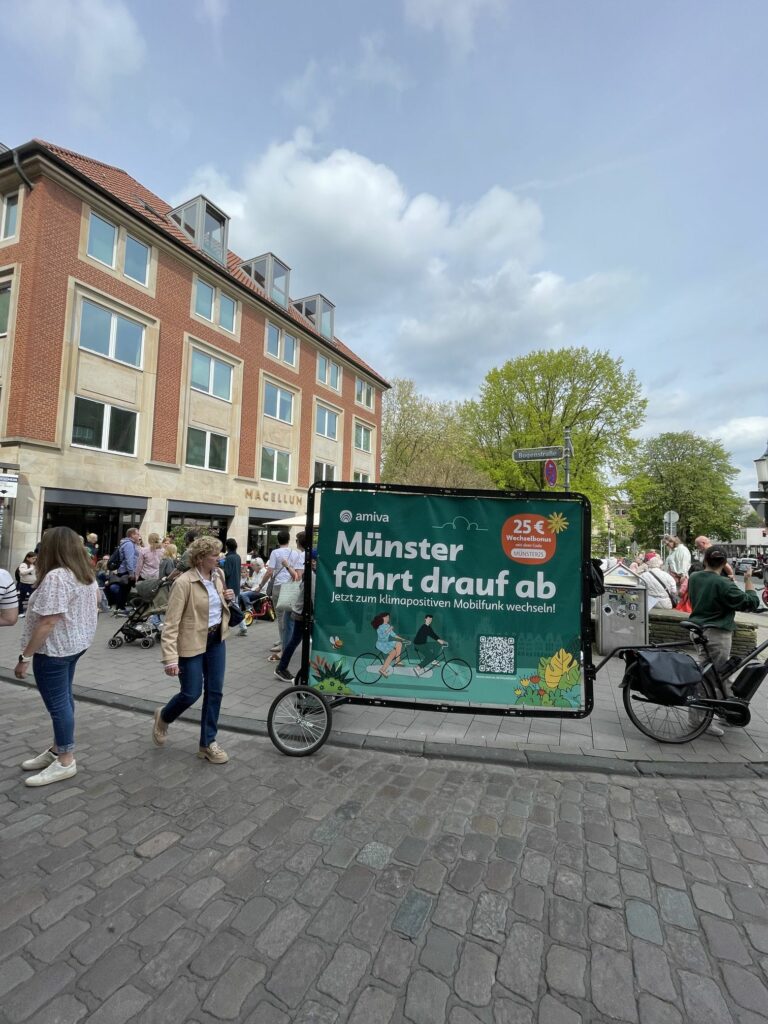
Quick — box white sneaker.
[25,759,77,787]
[152,708,168,746]
[21,748,57,771]
[706,723,725,737]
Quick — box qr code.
[478,635,516,674]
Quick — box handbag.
[227,601,245,627]
[276,580,301,612]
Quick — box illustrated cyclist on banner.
[413,613,449,672]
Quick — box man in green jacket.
[688,545,759,700]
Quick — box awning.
[44,488,148,511]
[249,509,296,520]
[264,514,316,528]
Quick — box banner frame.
[297,481,595,720]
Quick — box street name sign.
[513,446,565,463]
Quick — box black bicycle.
[597,621,768,744]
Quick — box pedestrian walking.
[14,526,99,787]
[136,532,163,580]
[16,552,37,614]
[261,529,304,661]
[223,537,248,637]
[152,535,235,763]
[106,527,141,613]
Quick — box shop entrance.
[167,512,229,547]
[42,504,143,561]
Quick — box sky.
[3,0,767,498]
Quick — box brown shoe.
[152,708,168,746]
[197,742,229,764]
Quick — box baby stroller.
[107,577,171,649]
[240,589,276,625]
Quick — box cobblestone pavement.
[1,613,767,766]
[3,686,768,1023]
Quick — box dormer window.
[169,196,229,264]
[240,253,290,308]
[292,294,335,340]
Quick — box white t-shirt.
[199,570,223,627]
[21,568,99,657]
[0,569,17,611]
[268,546,304,585]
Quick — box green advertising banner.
[307,487,592,716]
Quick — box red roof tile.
[30,139,388,388]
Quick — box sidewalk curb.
[4,672,768,780]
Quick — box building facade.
[0,140,387,566]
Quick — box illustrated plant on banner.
[311,490,588,712]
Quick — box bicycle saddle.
[678,620,706,636]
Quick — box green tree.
[742,508,764,528]
[622,432,744,546]
[460,347,645,511]
[381,378,492,488]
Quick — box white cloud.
[4,0,146,119]
[404,0,506,58]
[174,131,632,396]
[197,0,228,29]
[354,34,410,92]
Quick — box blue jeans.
[33,651,85,754]
[277,617,303,673]
[160,632,225,746]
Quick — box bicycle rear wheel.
[442,658,472,691]
[622,673,716,743]
[353,652,384,684]
[268,686,332,756]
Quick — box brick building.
[0,140,387,566]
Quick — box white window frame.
[85,209,152,287]
[264,381,294,424]
[78,298,144,369]
[317,353,341,391]
[186,427,229,473]
[355,422,373,453]
[353,471,370,484]
[265,321,297,367]
[0,279,11,338]
[71,397,138,457]
[193,275,238,334]
[261,445,291,484]
[315,404,338,440]
[87,211,117,268]
[314,461,336,482]
[190,349,233,402]
[1,192,20,240]
[355,377,375,410]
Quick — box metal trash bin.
[595,564,648,655]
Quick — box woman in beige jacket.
[152,536,235,763]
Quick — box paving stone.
[721,963,768,1013]
[637,993,683,1024]
[337,863,375,901]
[140,927,204,988]
[550,896,586,948]
[292,1000,339,1023]
[658,887,697,929]
[404,969,450,1024]
[415,858,447,893]
[254,901,312,959]
[0,924,33,961]
[307,895,357,943]
[348,986,397,1024]
[462,833,495,862]
[134,830,180,858]
[589,909,630,946]
[0,955,34,999]
[700,916,752,964]
[396,836,429,865]
[420,926,460,976]
[546,944,587,998]
[373,932,416,987]
[455,940,497,1006]
[23,994,88,1024]
[25,916,90,963]
[129,904,185,946]
[31,883,95,929]
[296,867,340,908]
[536,994,581,1024]
[691,882,733,919]
[139,977,200,1024]
[679,969,735,1024]
[357,841,393,868]
[265,938,325,1009]
[450,858,486,892]
[591,944,638,1023]
[553,866,583,901]
[83,983,152,1024]
[4,963,76,1023]
[498,922,544,1002]
[520,850,551,885]
[485,858,516,893]
[585,869,621,907]
[433,887,473,934]
[79,944,142,1000]
[633,939,677,1002]
[513,882,545,922]
[323,839,359,869]
[626,900,663,944]
[317,942,371,1004]
[178,875,225,909]
[189,931,242,980]
[492,998,535,1023]
[620,867,652,900]
[745,922,768,953]
[665,926,711,973]
[393,890,433,938]
[244,1002,290,1024]
[203,956,266,1019]
[70,909,135,966]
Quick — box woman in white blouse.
[14,527,99,787]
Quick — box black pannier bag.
[588,559,605,597]
[623,649,703,706]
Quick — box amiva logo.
[339,510,390,523]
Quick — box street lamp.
[751,440,768,547]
